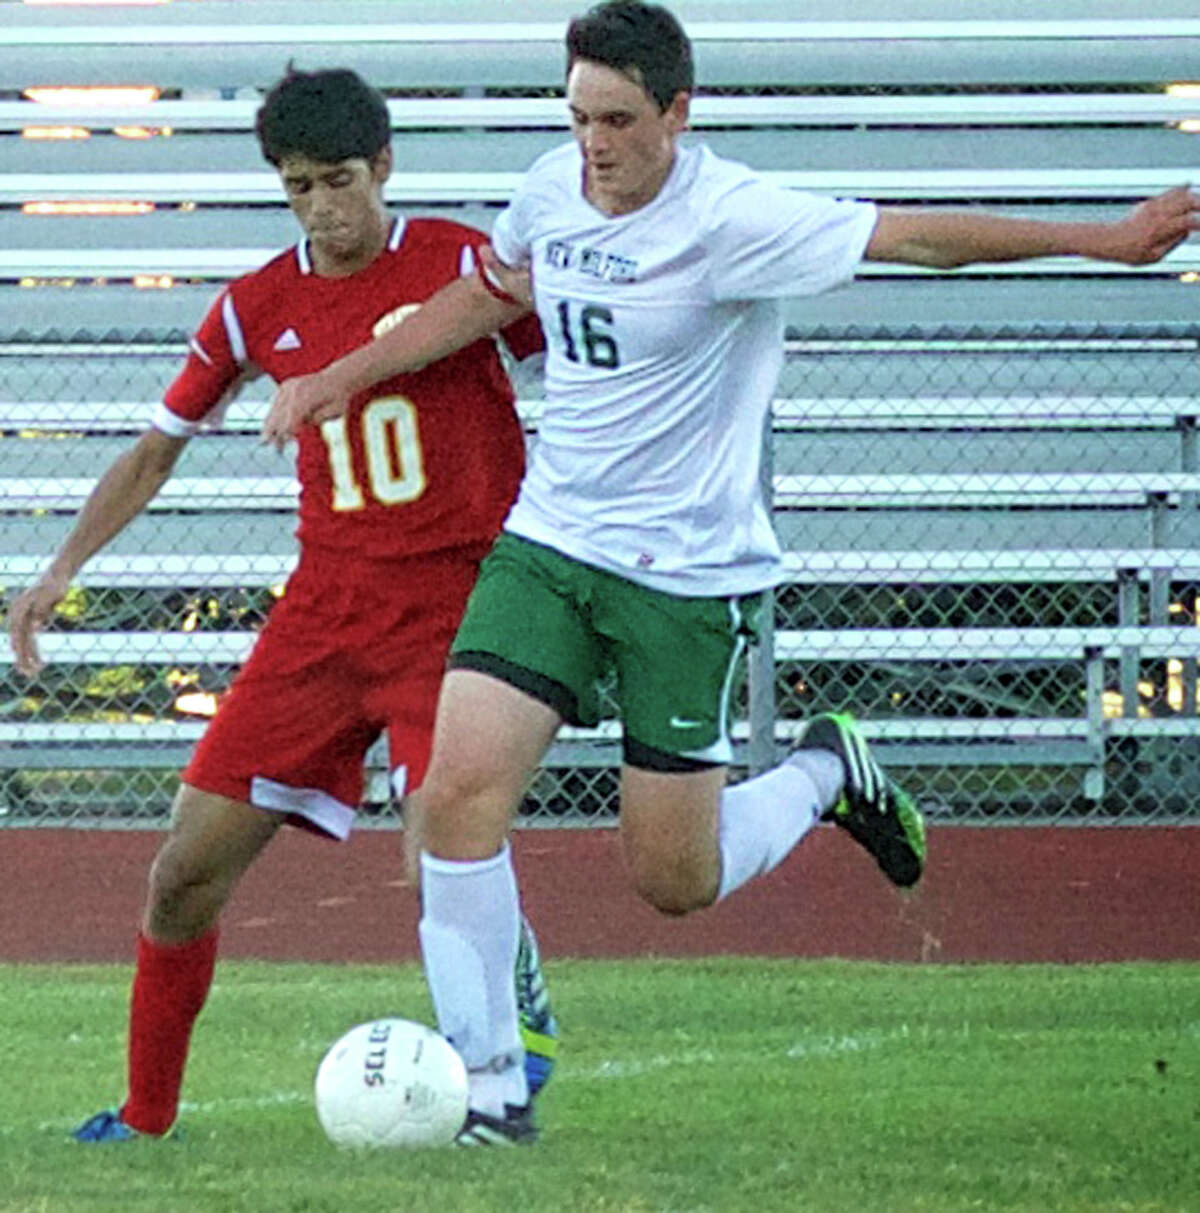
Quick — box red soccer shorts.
[182,544,482,838]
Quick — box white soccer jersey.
[491,140,877,596]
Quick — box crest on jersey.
[546,239,638,284]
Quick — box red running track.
[2,825,1196,964]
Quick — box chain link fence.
[3,324,1200,827]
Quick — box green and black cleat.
[795,712,926,888]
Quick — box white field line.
[22,1029,909,1135]
[574,1027,907,1080]
[30,1090,311,1135]
[179,1090,310,1116]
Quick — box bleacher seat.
[4,1,1200,821]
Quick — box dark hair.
[255,66,391,166]
[566,1,693,111]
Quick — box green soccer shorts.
[449,533,764,771]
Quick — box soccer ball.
[314,1017,468,1148]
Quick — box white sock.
[418,845,528,1116]
[715,754,841,902]
[788,748,846,812]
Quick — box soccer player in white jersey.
[264,2,1200,1142]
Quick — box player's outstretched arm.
[262,267,531,448]
[865,184,1200,269]
[7,428,188,677]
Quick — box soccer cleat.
[71,1108,139,1143]
[515,915,558,1098]
[795,712,926,888]
[456,1102,539,1146]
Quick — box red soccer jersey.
[160,217,540,560]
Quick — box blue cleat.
[72,1108,139,1143]
[515,915,558,1098]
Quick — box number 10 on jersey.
[321,395,426,511]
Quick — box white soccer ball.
[314,1017,469,1148]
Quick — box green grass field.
[0,959,1195,1213]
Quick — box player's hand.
[478,244,534,309]
[1105,184,1200,265]
[7,571,70,677]
[262,370,351,450]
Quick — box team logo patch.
[546,239,638,284]
[273,327,302,351]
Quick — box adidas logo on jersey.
[273,328,302,351]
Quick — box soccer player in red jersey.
[7,67,555,1142]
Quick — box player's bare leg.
[419,670,558,860]
[618,764,726,914]
[415,670,559,1140]
[74,787,280,1142]
[145,786,281,942]
[622,748,863,915]
[400,793,424,888]
[404,682,560,1104]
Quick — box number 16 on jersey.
[556,301,620,369]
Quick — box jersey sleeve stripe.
[221,292,247,365]
[151,399,200,438]
[478,263,522,307]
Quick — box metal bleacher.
[3,0,1200,824]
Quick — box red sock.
[119,929,218,1135]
